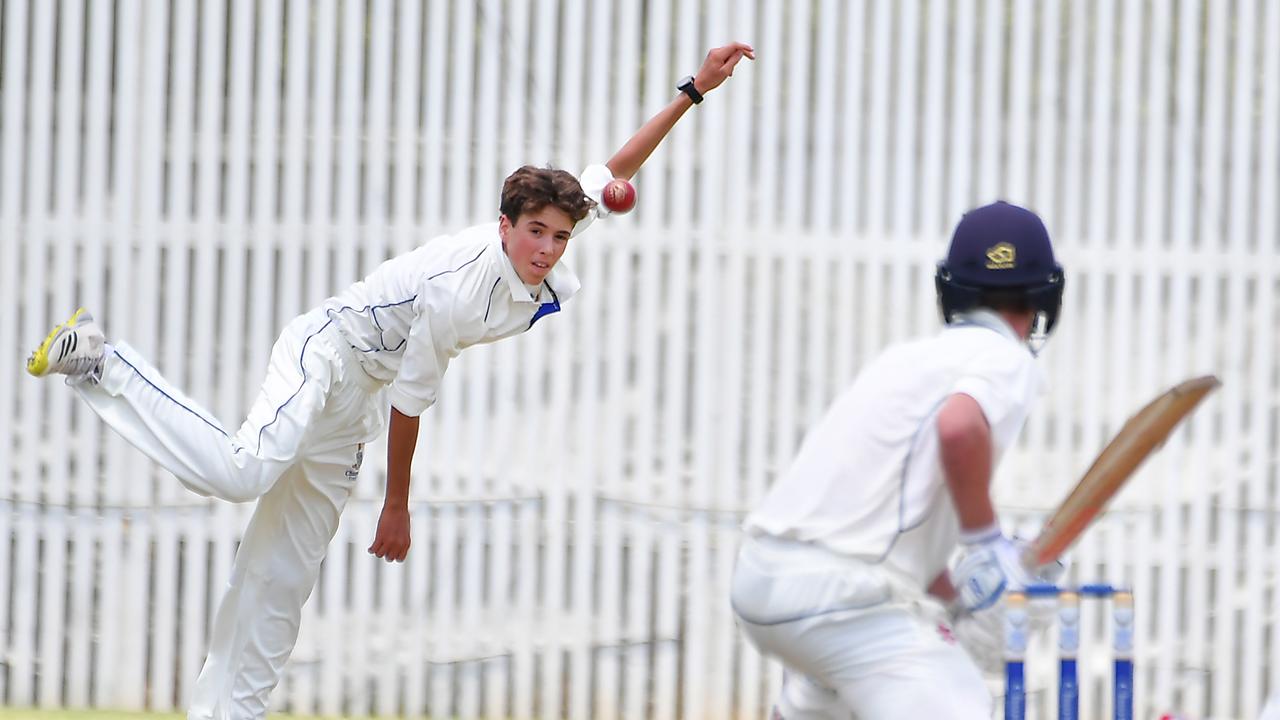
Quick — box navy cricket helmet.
[935,201,1065,335]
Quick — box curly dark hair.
[500,166,596,225]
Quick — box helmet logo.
[985,242,1017,269]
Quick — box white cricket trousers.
[75,310,387,720]
[730,534,993,720]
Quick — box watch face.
[679,76,701,102]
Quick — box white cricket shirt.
[320,221,581,417]
[742,309,1044,588]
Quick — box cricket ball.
[602,178,637,214]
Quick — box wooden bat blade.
[1025,375,1220,568]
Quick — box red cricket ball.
[602,178,637,214]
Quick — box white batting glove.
[951,524,1037,613]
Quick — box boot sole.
[26,307,87,377]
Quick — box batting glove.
[951,524,1037,613]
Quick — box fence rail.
[2,1,1278,719]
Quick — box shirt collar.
[488,224,582,304]
[949,308,1023,343]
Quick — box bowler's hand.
[693,42,756,95]
[368,504,411,562]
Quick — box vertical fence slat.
[1197,1,1231,716]
[391,0,421,250]
[419,0,448,228]
[1006,0,1034,201]
[399,498,429,718]
[362,6,397,716]
[306,0,336,308]
[54,0,84,228]
[1225,3,1258,716]
[180,0,226,706]
[134,0,175,707]
[864,0,891,235]
[678,0,721,714]
[278,0,310,328]
[587,28,633,705]
[208,8,257,710]
[65,2,101,658]
[74,0,110,707]
[532,0,568,712]
[1260,0,1280,706]
[528,0,558,165]
[885,0,918,352]
[361,0,392,277]
[975,0,1004,199]
[807,0,838,233]
[349,512,376,718]
[1059,0,1088,242]
[1117,2,1149,715]
[490,10,526,548]
[0,0,30,225]
[1078,0,1118,704]
[485,497,512,720]
[892,0,921,237]
[696,0,737,709]
[835,0,867,388]
[1032,0,1061,222]
[1168,0,1205,712]
[24,0,58,707]
[248,0,282,392]
[565,246,602,720]
[470,0,501,235]
[318,516,349,716]
[101,0,144,705]
[918,0,947,237]
[1140,0,1175,711]
[0,0,28,697]
[945,0,976,223]
[629,3,672,719]
[162,0,197,503]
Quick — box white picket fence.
[1,1,1278,718]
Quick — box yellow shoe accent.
[26,307,86,377]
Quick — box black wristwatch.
[677,75,703,104]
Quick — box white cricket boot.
[26,308,106,382]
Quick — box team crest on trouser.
[346,443,364,481]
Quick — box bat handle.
[1019,540,1044,573]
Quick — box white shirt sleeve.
[950,346,1038,431]
[571,163,616,237]
[386,293,454,417]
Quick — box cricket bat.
[1023,374,1221,569]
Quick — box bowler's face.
[500,206,575,285]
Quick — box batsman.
[731,201,1067,719]
[27,42,753,720]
